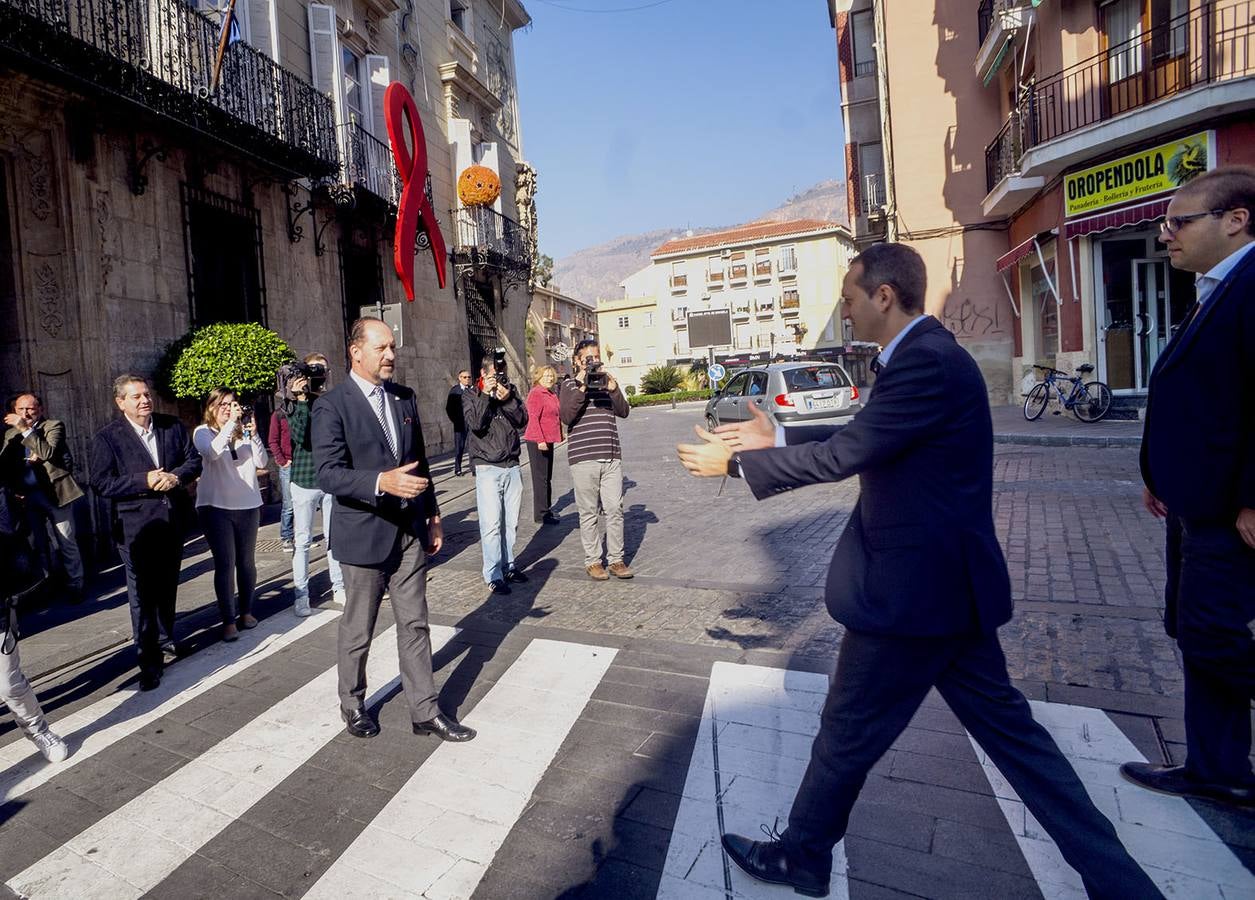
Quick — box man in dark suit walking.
[445,369,471,477]
[678,244,1158,899]
[313,317,474,743]
[90,375,201,690]
[1123,166,1255,808]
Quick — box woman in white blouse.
[194,388,268,642]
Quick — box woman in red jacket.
[524,365,562,524]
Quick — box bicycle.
[1022,364,1113,423]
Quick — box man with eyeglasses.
[1125,165,1255,809]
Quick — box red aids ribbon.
[384,82,447,298]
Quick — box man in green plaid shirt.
[287,353,344,615]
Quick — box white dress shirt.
[1194,240,1255,306]
[349,370,401,497]
[875,314,929,369]
[126,416,161,467]
[193,425,266,510]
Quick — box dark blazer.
[738,317,1011,637]
[312,378,439,567]
[89,414,201,545]
[1141,243,1255,522]
[445,384,467,432]
[2,418,84,507]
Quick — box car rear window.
[783,366,850,391]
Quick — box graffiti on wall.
[942,297,1004,338]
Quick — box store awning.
[1064,197,1171,240]
[995,237,1038,272]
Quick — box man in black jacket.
[463,355,528,594]
[1123,166,1255,808]
[445,370,471,476]
[90,375,201,690]
[678,244,1158,899]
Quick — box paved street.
[2,402,1252,899]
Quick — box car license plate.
[806,396,838,411]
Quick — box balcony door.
[1102,0,1189,116]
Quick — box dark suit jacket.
[445,384,467,432]
[312,378,439,567]
[1141,243,1255,522]
[89,414,202,545]
[738,317,1012,637]
[2,418,84,507]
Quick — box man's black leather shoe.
[139,673,161,692]
[341,706,380,738]
[506,567,528,583]
[489,579,511,594]
[720,833,829,898]
[1120,762,1255,808]
[413,713,476,742]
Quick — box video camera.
[584,359,609,390]
[277,359,327,402]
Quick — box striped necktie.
[371,386,397,460]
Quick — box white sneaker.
[333,589,347,605]
[30,729,69,763]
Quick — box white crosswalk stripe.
[973,700,1255,900]
[6,625,458,899]
[0,608,339,807]
[304,639,616,900]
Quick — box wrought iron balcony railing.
[978,0,995,46]
[862,172,886,216]
[1018,1,1254,151]
[451,205,531,274]
[341,122,399,206]
[983,109,1027,192]
[0,0,338,177]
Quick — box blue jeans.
[277,464,294,542]
[291,482,343,602]
[474,464,522,583]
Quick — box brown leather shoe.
[586,563,609,581]
[608,562,634,579]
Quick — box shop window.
[1027,256,1058,361]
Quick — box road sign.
[706,363,726,382]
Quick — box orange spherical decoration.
[457,165,502,206]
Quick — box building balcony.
[777,258,797,275]
[976,0,1033,85]
[753,261,772,281]
[781,296,800,315]
[982,110,1046,216]
[341,122,399,207]
[732,303,751,319]
[451,205,531,274]
[669,275,688,292]
[862,172,887,218]
[1010,1,1255,184]
[671,308,687,322]
[706,270,725,286]
[756,301,775,317]
[729,264,748,283]
[0,0,338,179]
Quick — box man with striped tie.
[312,318,475,743]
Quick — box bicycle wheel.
[1074,381,1113,422]
[1023,382,1049,421]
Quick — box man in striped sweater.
[560,339,634,581]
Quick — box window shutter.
[365,54,390,140]
[307,4,340,103]
[245,0,279,60]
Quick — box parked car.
[704,361,862,431]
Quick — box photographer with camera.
[193,388,267,643]
[463,351,529,594]
[559,339,633,581]
[284,353,345,616]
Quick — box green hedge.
[157,323,295,400]
[628,389,712,408]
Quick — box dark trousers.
[1165,514,1255,785]
[337,532,439,723]
[453,430,467,475]
[783,628,1160,900]
[116,521,183,677]
[526,441,554,521]
[199,505,260,626]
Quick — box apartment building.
[594,290,660,392]
[527,283,597,375]
[0,0,534,547]
[831,0,1255,408]
[598,219,863,391]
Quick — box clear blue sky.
[513,0,846,260]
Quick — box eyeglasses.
[1159,209,1227,236]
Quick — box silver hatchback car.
[704,361,862,431]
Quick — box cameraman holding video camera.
[463,350,528,594]
[282,353,345,615]
[560,338,633,581]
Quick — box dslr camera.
[491,348,510,389]
[584,359,609,390]
[277,360,327,401]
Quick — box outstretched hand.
[677,427,733,477]
[712,401,776,451]
[379,461,429,499]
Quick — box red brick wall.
[845,141,859,225]
[836,12,853,85]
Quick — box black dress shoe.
[139,673,161,692]
[413,713,476,742]
[721,832,829,898]
[1120,762,1255,808]
[489,579,511,595]
[341,706,380,738]
[506,567,528,583]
